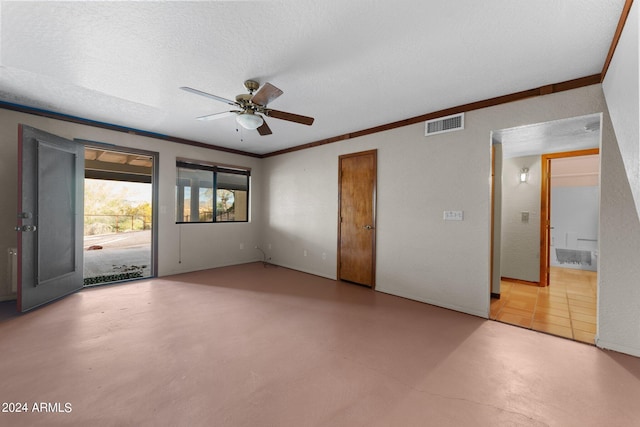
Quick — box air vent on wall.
[425,113,464,136]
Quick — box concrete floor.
[83,247,151,278]
[83,230,151,278]
[1,262,640,426]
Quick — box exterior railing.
[178,210,233,222]
[84,215,152,235]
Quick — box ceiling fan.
[180,80,314,136]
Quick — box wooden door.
[338,150,377,287]
[18,125,84,312]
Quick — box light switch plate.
[444,210,464,221]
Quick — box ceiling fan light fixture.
[236,111,263,130]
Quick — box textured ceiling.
[495,113,602,159]
[0,1,626,155]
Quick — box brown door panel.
[338,150,377,287]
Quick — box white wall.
[600,1,640,357]
[550,186,598,271]
[550,157,600,272]
[262,85,613,319]
[261,146,339,279]
[500,155,541,282]
[602,1,639,221]
[0,110,264,300]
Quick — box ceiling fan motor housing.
[236,93,253,105]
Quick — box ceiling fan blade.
[180,86,238,106]
[256,118,272,136]
[251,82,283,106]
[196,111,240,121]
[266,109,314,126]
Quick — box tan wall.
[0,110,264,300]
[262,85,613,319]
[500,155,541,282]
[600,1,640,356]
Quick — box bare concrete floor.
[83,230,152,278]
[1,262,640,426]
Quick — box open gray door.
[17,125,84,312]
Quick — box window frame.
[176,160,250,224]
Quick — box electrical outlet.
[443,210,464,221]
[239,243,244,250]
[303,249,308,257]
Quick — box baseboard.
[595,338,640,358]
[491,292,501,299]
[501,276,540,287]
[375,286,489,319]
[268,261,336,281]
[159,258,264,277]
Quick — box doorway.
[83,145,157,286]
[490,114,601,343]
[540,149,600,286]
[337,150,377,287]
[17,125,158,312]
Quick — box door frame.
[539,148,600,287]
[79,139,160,282]
[337,149,377,288]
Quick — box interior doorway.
[540,149,600,286]
[82,145,157,286]
[490,114,601,343]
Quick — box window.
[176,161,250,223]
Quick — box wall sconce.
[520,167,529,183]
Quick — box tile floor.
[490,267,597,344]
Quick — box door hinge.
[15,225,37,232]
